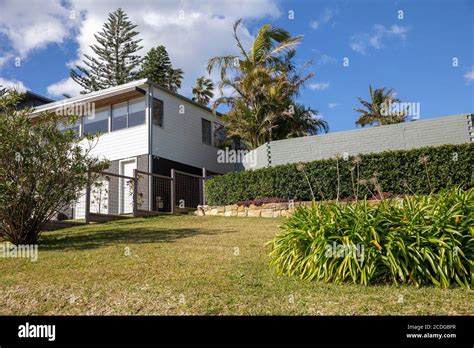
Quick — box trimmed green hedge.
[205,143,474,205]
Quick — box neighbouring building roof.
[17,90,54,110]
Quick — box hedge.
[205,143,474,206]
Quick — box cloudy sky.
[0,0,472,131]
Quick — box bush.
[205,143,473,206]
[0,88,107,245]
[268,187,474,288]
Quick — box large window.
[58,118,81,135]
[152,98,164,127]
[83,108,109,135]
[128,97,146,127]
[111,102,128,131]
[202,118,212,145]
[111,97,146,131]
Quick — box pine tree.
[70,8,143,93]
[139,45,183,92]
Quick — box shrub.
[205,143,473,206]
[268,187,473,288]
[0,88,107,245]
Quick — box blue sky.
[0,0,472,132]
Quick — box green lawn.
[0,215,472,315]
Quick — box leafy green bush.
[0,88,107,245]
[268,188,473,288]
[205,143,473,205]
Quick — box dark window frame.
[202,118,212,145]
[152,98,164,127]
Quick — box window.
[128,97,146,127]
[83,108,109,135]
[58,118,81,135]
[112,102,128,131]
[213,122,226,147]
[202,118,212,145]
[70,119,81,135]
[152,98,164,127]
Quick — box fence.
[135,170,173,215]
[78,168,207,223]
[174,170,205,210]
[242,114,473,170]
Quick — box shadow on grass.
[40,219,237,251]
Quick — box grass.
[0,215,472,315]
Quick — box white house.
[30,79,234,218]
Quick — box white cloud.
[463,66,474,84]
[328,102,339,108]
[350,40,367,54]
[0,0,75,58]
[40,0,281,97]
[0,53,15,68]
[350,24,409,54]
[318,54,337,65]
[308,82,329,91]
[309,8,337,30]
[309,21,319,30]
[0,77,27,91]
[47,77,83,97]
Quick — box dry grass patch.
[0,215,472,315]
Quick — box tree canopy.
[0,88,107,244]
[139,45,183,92]
[70,8,143,93]
[208,20,328,149]
[354,85,408,127]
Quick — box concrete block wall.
[243,114,472,170]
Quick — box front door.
[120,159,136,214]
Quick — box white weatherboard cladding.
[151,87,233,174]
[81,124,148,161]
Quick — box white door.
[120,159,136,214]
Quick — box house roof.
[29,78,222,118]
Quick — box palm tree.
[274,104,329,139]
[166,68,183,93]
[192,77,214,106]
[354,85,408,127]
[207,20,324,149]
[207,19,302,80]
